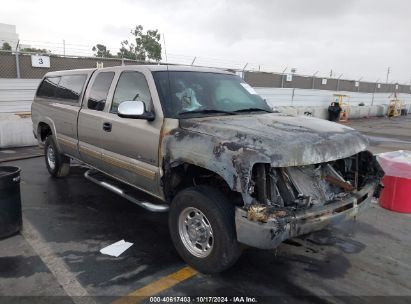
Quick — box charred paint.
[161,113,369,206]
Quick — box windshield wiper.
[233,108,273,113]
[178,109,236,116]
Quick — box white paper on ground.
[100,240,133,257]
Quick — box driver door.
[99,69,161,196]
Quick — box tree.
[92,44,113,58]
[20,47,49,53]
[1,42,12,51]
[118,25,162,62]
[118,40,136,60]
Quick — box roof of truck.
[144,65,233,74]
[43,65,234,78]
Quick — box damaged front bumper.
[235,181,376,249]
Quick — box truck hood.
[179,113,369,167]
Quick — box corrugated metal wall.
[255,88,411,108]
[1,79,411,113]
[0,78,40,112]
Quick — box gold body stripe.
[79,145,101,159]
[102,153,156,180]
[57,137,77,149]
[78,145,156,181]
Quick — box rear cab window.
[56,75,87,102]
[37,77,61,98]
[37,74,87,104]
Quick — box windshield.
[152,71,272,118]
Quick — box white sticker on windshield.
[240,83,258,95]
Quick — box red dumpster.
[377,150,411,213]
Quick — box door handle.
[103,122,112,132]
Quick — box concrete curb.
[0,114,37,148]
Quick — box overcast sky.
[2,0,410,83]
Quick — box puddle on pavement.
[0,255,49,278]
[303,229,366,254]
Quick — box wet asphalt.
[0,157,410,303]
[1,116,411,303]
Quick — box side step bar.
[84,169,169,212]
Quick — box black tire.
[44,136,70,178]
[169,185,242,273]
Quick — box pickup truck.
[31,65,383,273]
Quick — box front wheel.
[169,185,242,273]
[44,136,70,178]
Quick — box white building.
[0,23,30,50]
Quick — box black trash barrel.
[328,103,342,122]
[0,166,22,239]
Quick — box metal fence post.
[311,71,318,89]
[336,74,343,91]
[280,67,287,88]
[15,51,20,79]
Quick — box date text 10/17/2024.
[149,297,258,303]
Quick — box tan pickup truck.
[31,65,383,273]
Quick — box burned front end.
[235,150,383,249]
[162,114,384,249]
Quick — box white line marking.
[21,216,96,304]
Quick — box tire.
[44,136,70,178]
[169,185,242,273]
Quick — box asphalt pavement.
[1,116,411,303]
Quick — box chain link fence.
[0,50,410,94]
[0,50,150,79]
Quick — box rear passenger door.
[78,70,115,168]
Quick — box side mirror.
[117,100,155,121]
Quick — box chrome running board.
[84,169,169,212]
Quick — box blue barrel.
[0,166,22,239]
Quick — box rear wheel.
[169,185,242,273]
[44,136,70,178]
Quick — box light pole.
[386,67,390,83]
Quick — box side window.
[56,75,87,103]
[37,77,61,98]
[87,72,115,111]
[111,71,151,113]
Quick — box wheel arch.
[162,160,243,206]
[35,119,61,151]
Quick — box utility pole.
[386,67,390,83]
[63,40,66,56]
